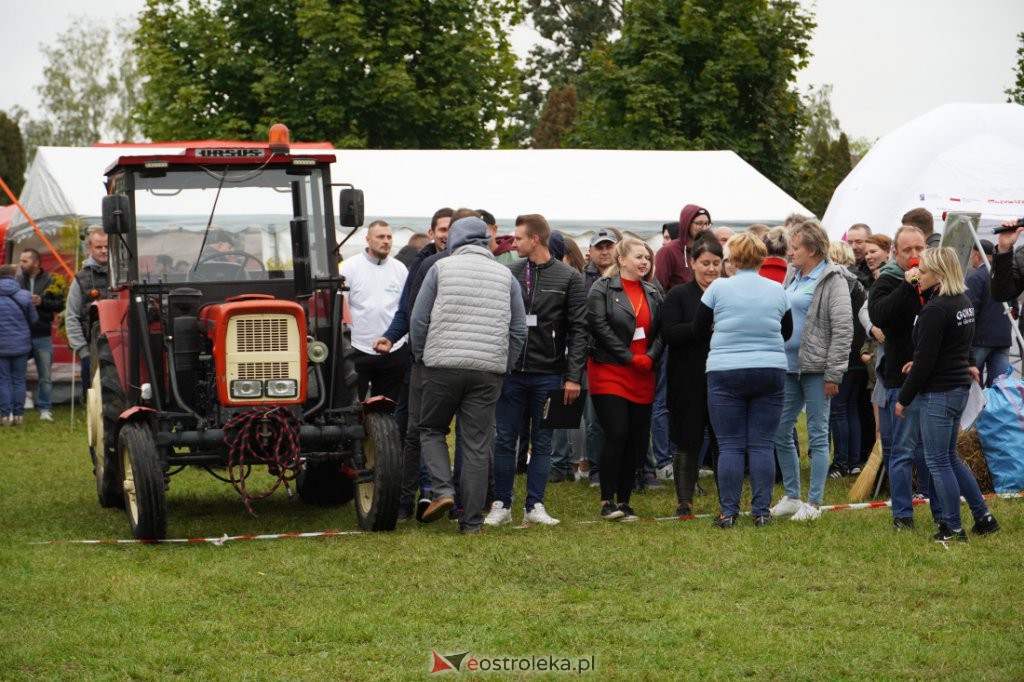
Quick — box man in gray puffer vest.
[410,217,527,533]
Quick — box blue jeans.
[493,372,563,510]
[775,373,831,505]
[30,336,53,410]
[973,346,1010,388]
[650,355,672,469]
[829,369,863,471]
[888,388,937,520]
[920,387,990,530]
[707,368,786,518]
[0,354,29,417]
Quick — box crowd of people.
[349,206,1024,540]
[4,202,1024,544]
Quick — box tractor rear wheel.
[119,422,167,540]
[88,325,124,509]
[354,412,402,531]
[296,462,355,506]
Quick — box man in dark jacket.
[0,264,39,425]
[967,239,1018,386]
[654,204,712,292]
[485,213,588,527]
[846,223,873,288]
[16,248,64,421]
[65,228,110,398]
[868,225,932,529]
[990,219,1024,302]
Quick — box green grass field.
[1,409,1022,680]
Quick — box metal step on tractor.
[85,125,403,539]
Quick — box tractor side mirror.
[339,188,364,228]
[101,195,131,235]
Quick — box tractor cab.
[88,126,403,540]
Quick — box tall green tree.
[0,111,26,203]
[136,0,521,148]
[571,0,814,194]
[1007,31,1024,105]
[35,18,142,146]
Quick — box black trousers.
[352,344,410,403]
[592,394,652,505]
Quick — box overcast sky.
[3,0,1022,142]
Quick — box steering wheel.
[189,250,267,281]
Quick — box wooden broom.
[849,439,883,501]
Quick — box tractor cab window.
[130,168,330,284]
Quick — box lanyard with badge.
[630,287,646,342]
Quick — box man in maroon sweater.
[654,204,712,292]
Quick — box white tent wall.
[822,103,1024,245]
[9,146,811,261]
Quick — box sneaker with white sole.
[770,496,803,518]
[790,502,822,522]
[483,501,512,527]
[39,410,53,422]
[656,464,674,480]
[524,503,560,526]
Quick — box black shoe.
[893,517,915,531]
[448,507,464,522]
[618,504,640,521]
[397,505,413,522]
[460,525,482,535]
[933,524,968,543]
[714,514,737,529]
[415,496,430,523]
[601,502,624,521]
[827,465,847,480]
[675,503,692,517]
[752,515,772,528]
[548,470,570,483]
[972,513,1001,536]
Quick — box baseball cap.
[590,228,618,247]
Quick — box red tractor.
[86,127,403,539]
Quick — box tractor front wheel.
[119,422,167,540]
[88,325,124,509]
[354,412,402,531]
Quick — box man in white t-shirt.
[339,220,410,402]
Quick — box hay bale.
[958,428,993,493]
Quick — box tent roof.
[9,146,810,238]
[822,103,1024,240]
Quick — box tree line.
[3,2,1024,217]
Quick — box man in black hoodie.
[867,225,932,529]
[16,248,64,421]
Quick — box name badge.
[526,314,538,327]
[632,327,646,341]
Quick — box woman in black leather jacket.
[586,237,663,521]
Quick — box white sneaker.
[790,502,822,522]
[483,502,512,526]
[524,503,560,526]
[39,410,53,422]
[24,395,34,410]
[698,467,714,478]
[657,464,674,480]
[770,496,803,518]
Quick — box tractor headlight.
[265,379,298,398]
[230,380,263,399]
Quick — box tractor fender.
[361,395,396,415]
[119,406,158,423]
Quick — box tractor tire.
[354,412,403,531]
[88,325,125,509]
[119,422,167,540]
[296,462,356,506]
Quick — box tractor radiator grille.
[235,317,290,352]
[236,361,291,380]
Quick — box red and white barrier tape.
[29,492,1024,543]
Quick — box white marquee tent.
[7,146,811,259]
[822,103,1024,243]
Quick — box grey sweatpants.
[419,366,502,531]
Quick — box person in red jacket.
[654,204,712,292]
[758,227,790,283]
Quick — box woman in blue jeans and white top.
[770,220,854,522]
[692,232,793,528]
[895,247,1000,542]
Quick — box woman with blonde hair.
[692,231,793,528]
[587,237,664,520]
[895,247,999,541]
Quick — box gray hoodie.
[410,217,527,374]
